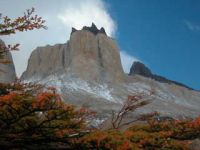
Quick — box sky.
[0,0,199,89]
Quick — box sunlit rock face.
[0,39,16,83]
[21,23,124,83]
[21,24,200,119]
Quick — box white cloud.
[57,0,116,37]
[120,51,139,73]
[0,0,116,77]
[184,20,200,31]
[0,0,138,77]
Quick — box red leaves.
[34,92,56,108]
[0,82,95,148]
[192,116,200,126]
[0,92,17,101]
[187,116,200,128]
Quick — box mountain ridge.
[21,23,200,119]
[129,61,194,90]
[71,23,107,35]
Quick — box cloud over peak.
[0,0,137,77]
[57,0,116,37]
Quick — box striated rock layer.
[0,39,16,83]
[21,24,200,120]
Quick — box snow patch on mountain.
[23,74,118,103]
[125,81,198,109]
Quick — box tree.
[0,8,46,61]
[0,82,94,149]
[0,8,95,149]
[111,95,157,129]
[76,115,200,150]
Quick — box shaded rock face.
[21,24,124,83]
[0,39,16,83]
[129,61,193,90]
[129,61,152,77]
[71,23,107,35]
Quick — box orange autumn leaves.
[32,91,62,109]
[76,118,200,150]
[0,83,95,149]
[0,82,200,149]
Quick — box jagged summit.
[71,23,107,35]
[129,61,193,90]
[129,61,152,77]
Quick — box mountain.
[129,61,193,90]
[21,23,200,120]
[0,39,16,83]
[21,23,124,84]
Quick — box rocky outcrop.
[0,39,16,83]
[21,23,124,83]
[129,61,152,77]
[71,23,107,35]
[129,61,193,90]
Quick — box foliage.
[75,130,133,150]
[0,8,46,61]
[1,82,198,149]
[0,82,94,149]
[76,117,200,150]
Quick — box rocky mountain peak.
[71,23,107,35]
[0,39,16,83]
[22,25,124,83]
[129,61,193,90]
[129,61,152,77]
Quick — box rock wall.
[0,39,16,83]
[21,24,124,83]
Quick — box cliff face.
[21,24,200,119]
[21,25,124,83]
[0,39,16,83]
